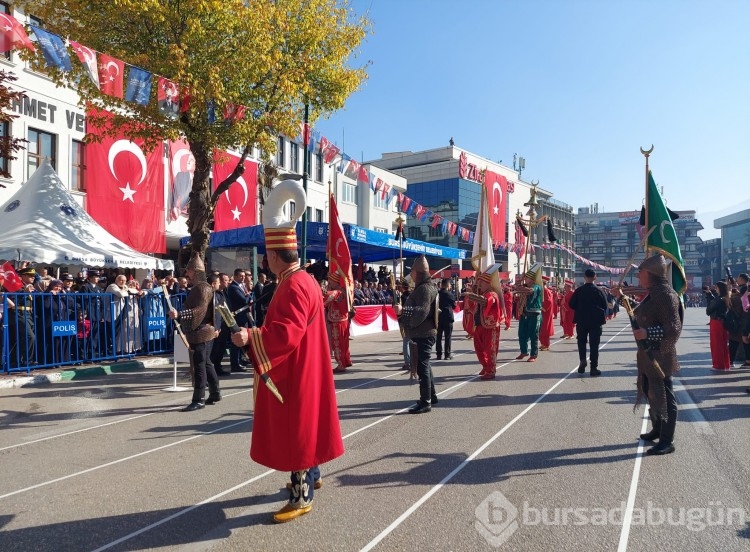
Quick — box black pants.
[414,336,436,405]
[191,340,220,402]
[728,339,749,364]
[576,324,602,367]
[643,374,678,444]
[436,322,453,357]
[210,326,229,371]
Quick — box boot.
[206,383,221,405]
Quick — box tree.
[0,70,28,183]
[20,0,369,256]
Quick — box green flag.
[646,171,686,294]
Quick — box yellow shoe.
[273,502,313,523]
[286,478,323,490]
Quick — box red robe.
[474,291,503,375]
[561,290,576,337]
[539,286,555,347]
[325,288,351,368]
[463,296,477,337]
[244,265,344,471]
[503,290,513,330]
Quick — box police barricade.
[1,290,186,374]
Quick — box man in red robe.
[539,275,555,351]
[561,279,576,338]
[231,179,343,523]
[503,286,513,331]
[325,273,352,372]
[462,279,477,338]
[465,271,505,380]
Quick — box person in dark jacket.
[436,278,456,360]
[568,269,608,376]
[225,268,251,372]
[705,281,731,370]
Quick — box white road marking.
[617,407,650,552]
[673,379,714,435]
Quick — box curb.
[0,356,174,390]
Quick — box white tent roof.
[0,161,174,270]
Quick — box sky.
[315,0,750,240]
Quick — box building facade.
[370,145,575,283]
[714,209,750,278]
[573,207,705,289]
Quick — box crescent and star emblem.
[108,140,147,203]
[659,221,671,243]
[335,238,344,258]
[492,181,503,215]
[223,165,249,221]
[0,14,15,31]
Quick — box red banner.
[85,109,166,253]
[167,140,193,222]
[484,170,507,245]
[98,54,124,98]
[212,153,258,232]
[0,262,23,292]
[327,193,354,306]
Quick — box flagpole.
[301,103,310,265]
[640,145,653,258]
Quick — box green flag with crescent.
[646,171,686,294]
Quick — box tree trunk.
[187,141,213,257]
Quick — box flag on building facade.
[157,77,180,118]
[212,152,258,232]
[69,41,99,87]
[85,108,165,253]
[0,13,35,53]
[483,170,507,245]
[125,67,152,106]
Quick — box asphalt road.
[1,308,748,552]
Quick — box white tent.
[0,161,174,270]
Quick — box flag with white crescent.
[98,54,124,98]
[85,108,165,253]
[327,193,354,306]
[69,41,99,87]
[212,152,258,232]
[484,170,507,246]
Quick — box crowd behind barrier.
[1,291,186,374]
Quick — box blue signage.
[347,225,466,260]
[52,321,77,336]
[147,318,167,329]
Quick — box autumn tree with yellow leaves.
[19,0,369,257]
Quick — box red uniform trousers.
[329,320,351,369]
[474,326,500,376]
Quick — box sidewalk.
[0,355,174,390]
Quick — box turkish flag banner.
[327,193,354,306]
[0,13,35,53]
[0,261,23,292]
[98,54,125,98]
[484,170,507,246]
[212,152,258,232]
[86,108,166,253]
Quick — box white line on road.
[673,379,715,435]
[617,407,650,552]
[359,325,630,552]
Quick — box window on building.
[276,136,285,167]
[315,208,323,222]
[288,200,296,218]
[315,152,323,182]
[27,128,56,176]
[290,142,299,173]
[306,206,312,221]
[0,121,9,175]
[373,191,388,210]
[374,227,388,233]
[71,139,86,192]
[342,182,357,205]
[428,226,442,238]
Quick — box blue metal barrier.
[1,290,186,374]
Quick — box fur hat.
[186,252,205,272]
[263,179,306,251]
[638,254,668,279]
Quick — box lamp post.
[301,103,309,265]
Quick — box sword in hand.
[217,304,284,403]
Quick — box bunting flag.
[212,152,258,232]
[98,54,125,98]
[400,195,412,213]
[29,25,71,71]
[484,170,507,245]
[125,67,152,106]
[299,123,319,152]
[69,41,99,87]
[413,204,425,220]
[319,137,340,164]
[357,166,370,186]
[157,77,180,118]
[380,182,390,201]
[223,103,246,126]
[0,261,23,292]
[645,170,686,294]
[85,108,165,253]
[344,158,360,180]
[338,153,352,174]
[167,140,193,221]
[420,209,432,223]
[327,192,354,308]
[0,13,35,53]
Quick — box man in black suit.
[436,278,456,360]
[568,269,608,376]
[77,269,106,358]
[225,268,250,372]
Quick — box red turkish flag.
[212,152,258,231]
[98,54,125,98]
[85,108,166,253]
[0,13,35,53]
[326,193,354,306]
[484,170,507,246]
[0,262,23,292]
